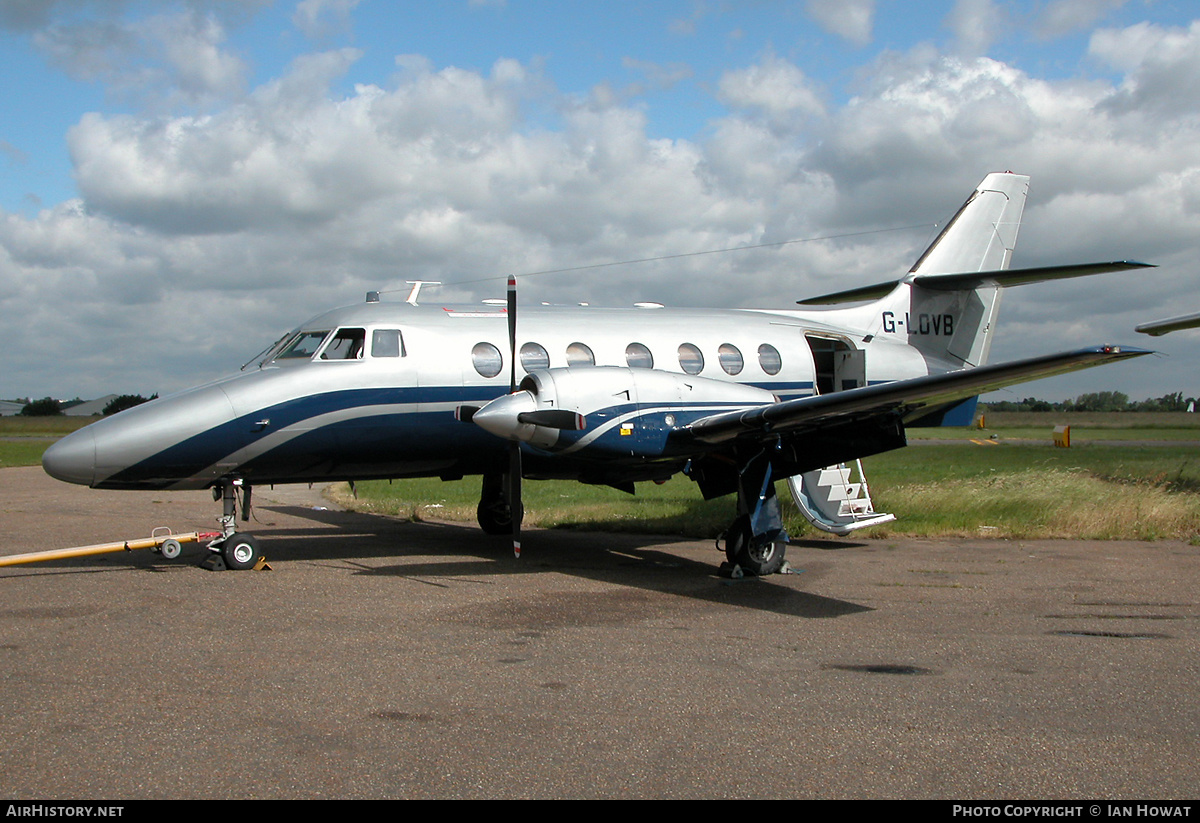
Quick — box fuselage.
[42,297,939,491]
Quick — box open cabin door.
[789,335,896,535]
[806,334,865,392]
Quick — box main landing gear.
[201,479,267,571]
[476,472,516,535]
[720,452,789,577]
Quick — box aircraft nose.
[42,426,96,487]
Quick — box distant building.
[63,395,119,416]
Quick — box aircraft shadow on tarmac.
[0,501,872,619]
[242,503,874,620]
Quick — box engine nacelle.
[471,366,776,459]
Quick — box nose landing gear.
[201,479,269,571]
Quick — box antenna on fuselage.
[405,281,442,306]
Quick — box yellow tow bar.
[0,528,220,568]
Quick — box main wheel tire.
[477,501,513,535]
[724,515,785,576]
[221,533,261,570]
[723,515,752,565]
[740,538,786,576]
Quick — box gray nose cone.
[472,392,536,441]
[42,426,96,487]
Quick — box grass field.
[328,441,1200,542]
[0,416,94,469]
[7,412,1200,541]
[0,416,94,437]
[910,410,1200,441]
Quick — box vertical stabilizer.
[796,173,1034,368]
[898,172,1029,367]
[796,174,1147,376]
[909,172,1029,277]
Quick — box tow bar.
[0,528,236,568]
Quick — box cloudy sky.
[2,0,1198,403]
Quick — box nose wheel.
[220,533,262,570]
[202,480,269,571]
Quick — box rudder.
[902,172,1029,367]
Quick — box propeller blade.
[516,409,587,430]
[506,274,522,558]
[507,274,518,394]
[454,405,480,423]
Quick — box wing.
[1136,312,1200,336]
[681,345,1151,445]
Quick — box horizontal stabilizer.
[796,280,898,306]
[683,345,1151,445]
[797,261,1154,305]
[1136,311,1200,336]
[913,260,1154,291]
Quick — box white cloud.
[4,14,1200,400]
[716,54,826,128]
[292,0,361,41]
[1091,20,1200,117]
[1035,0,1127,40]
[621,57,694,94]
[805,0,874,47]
[33,8,248,108]
[945,0,1006,57]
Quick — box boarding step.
[787,459,896,536]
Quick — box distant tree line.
[983,391,1195,413]
[16,394,157,416]
[102,394,158,415]
[19,397,63,416]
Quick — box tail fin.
[899,172,1028,366]
[798,172,1029,368]
[908,172,1028,277]
[797,172,1152,369]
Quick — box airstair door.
[787,460,896,536]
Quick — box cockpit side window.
[371,329,405,358]
[320,328,366,360]
[275,330,331,360]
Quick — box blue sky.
[1,0,1199,402]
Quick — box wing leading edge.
[683,345,1152,445]
[1136,312,1200,336]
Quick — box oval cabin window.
[758,343,782,375]
[566,342,595,367]
[718,343,743,375]
[678,343,704,375]
[472,342,503,378]
[625,342,653,369]
[520,342,550,371]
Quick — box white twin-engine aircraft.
[43,172,1152,573]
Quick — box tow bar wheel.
[159,538,183,560]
